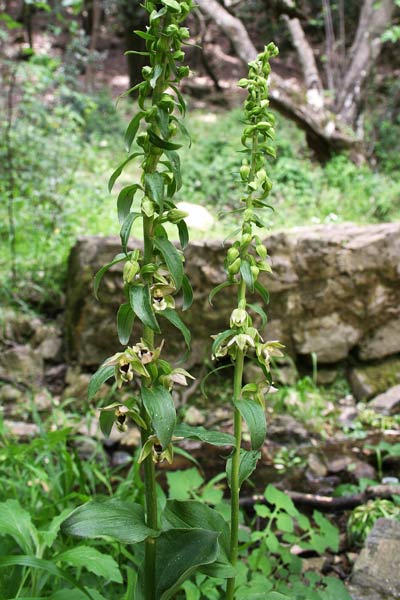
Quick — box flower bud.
[227,246,240,263]
[250,265,260,279]
[228,257,241,275]
[123,260,140,284]
[256,244,267,259]
[240,233,252,247]
[167,209,188,224]
[240,164,250,181]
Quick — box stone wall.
[65,223,400,375]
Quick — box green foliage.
[347,499,400,546]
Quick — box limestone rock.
[369,385,400,415]
[0,345,43,388]
[348,518,400,600]
[349,358,400,401]
[65,224,400,368]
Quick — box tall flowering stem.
[210,43,283,599]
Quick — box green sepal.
[129,284,160,333]
[211,329,235,357]
[173,423,235,446]
[226,449,261,489]
[88,364,115,401]
[235,399,266,450]
[154,236,183,289]
[117,302,135,345]
[141,385,176,449]
[62,500,158,544]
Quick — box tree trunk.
[196,0,358,160]
[196,0,395,161]
[335,0,395,124]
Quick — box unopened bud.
[167,209,188,224]
[256,244,267,259]
[250,265,259,279]
[227,247,240,263]
[123,260,140,284]
[240,164,250,181]
[228,257,241,275]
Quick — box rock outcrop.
[65,223,400,372]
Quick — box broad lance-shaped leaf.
[181,273,193,311]
[117,184,142,224]
[144,172,164,209]
[141,385,176,449]
[117,303,135,345]
[177,219,188,250]
[120,212,141,254]
[162,500,235,579]
[160,308,190,351]
[129,284,160,333]
[0,556,95,600]
[153,236,183,290]
[226,449,261,490]
[125,111,145,152]
[254,280,270,305]
[0,499,36,554]
[57,546,122,583]
[62,499,158,544]
[247,302,267,327]
[235,399,266,450]
[135,528,219,600]
[240,259,254,292]
[148,130,182,151]
[209,280,235,305]
[173,423,234,447]
[88,364,115,401]
[94,253,128,300]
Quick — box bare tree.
[196,0,396,159]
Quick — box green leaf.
[62,499,157,544]
[129,285,160,332]
[0,500,36,554]
[209,281,234,305]
[150,64,163,88]
[247,303,268,327]
[144,172,164,209]
[226,450,261,489]
[88,365,115,401]
[160,308,190,350]
[57,546,122,583]
[163,500,234,578]
[136,529,219,600]
[181,274,193,310]
[99,410,115,438]
[117,184,142,224]
[211,329,235,357]
[94,253,128,300]
[125,111,145,151]
[108,153,141,192]
[148,130,182,150]
[240,260,254,292]
[254,280,270,305]
[161,0,181,11]
[40,509,72,549]
[177,220,189,249]
[165,469,204,501]
[264,485,298,517]
[165,151,182,190]
[117,303,135,345]
[154,236,183,289]
[173,423,235,446]
[51,589,107,600]
[120,212,141,254]
[0,556,95,600]
[141,385,176,449]
[235,399,266,450]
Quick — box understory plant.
[36,2,348,599]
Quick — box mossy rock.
[349,357,400,401]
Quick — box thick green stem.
[227,278,247,600]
